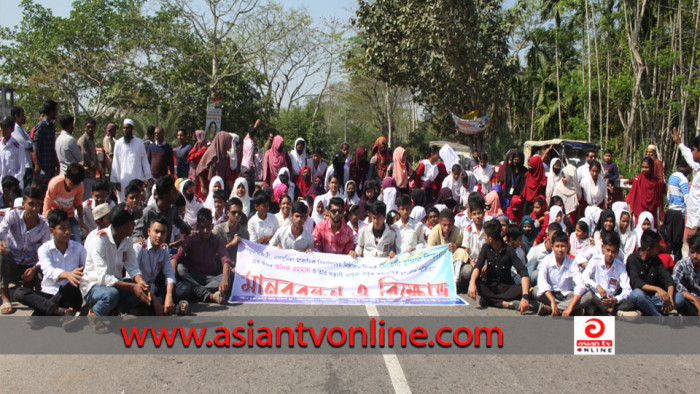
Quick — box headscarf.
[296,165,312,197]
[345,180,360,205]
[523,155,547,202]
[196,132,233,180]
[203,176,224,212]
[358,179,378,220]
[381,177,398,212]
[584,205,603,236]
[349,146,369,188]
[227,133,240,171]
[371,136,391,179]
[288,138,307,175]
[442,163,462,201]
[331,151,346,187]
[580,169,606,206]
[484,191,503,218]
[520,215,536,251]
[146,184,157,206]
[195,129,206,145]
[392,147,411,189]
[634,211,656,248]
[272,167,295,199]
[273,183,289,203]
[498,149,516,184]
[179,179,203,227]
[230,177,251,217]
[548,205,566,232]
[614,206,635,256]
[474,162,495,195]
[410,206,427,222]
[439,144,460,169]
[411,187,427,208]
[311,196,327,224]
[105,123,117,137]
[504,150,526,198]
[506,195,523,223]
[546,158,562,202]
[263,135,288,183]
[625,162,661,217]
[570,218,592,255]
[308,173,325,198]
[553,164,580,215]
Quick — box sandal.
[0,301,14,314]
[177,300,190,316]
[212,291,224,304]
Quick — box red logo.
[584,318,605,339]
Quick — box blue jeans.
[629,288,685,317]
[69,217,81,244]
[84,282,146,316]
[526,259,540,286]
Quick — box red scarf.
[371,136,391,179]
[523,156,546,202]
[296,165,312,197]
[626,172,661,216]
[506,195,524,223]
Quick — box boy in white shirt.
[526,223,559,286]
[536,230,592,316]
[270,201,315,252]
[353,201,397,258]
[14,209,85,320]
[461,194,486,283]
[247,191,279,244]
[392,194,425,254]
[80,179,115,233]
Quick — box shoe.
[507,300,521,311]
[616,310,641,322]
[537,304,552,316]
[61,309,80,331]
[478,297,488,308]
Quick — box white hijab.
[179,179,203,227]
[203,176,224,212]
[442,163,463,201]
[584,205,603,236]
[288,138,307,176]
[146,184,157,207]
[548,205,567,232]
[439,145,460,169]
[228,133,240,170]
[410,205,427,222]
[634,211,656,248]
[345,180,360,205]
[553,165,580,215]
[311,196,327,224]
[382,187,398,213]
[474,163,494,193]
[272,167,296,199]
[614,207,636,256]
[580,169,606,206]
[546,158,562,202]
[230,177,251,217]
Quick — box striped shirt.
[667,171,689,213]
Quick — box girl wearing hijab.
[533,196,576,244]
[358,179,379,220]
[432,187,457,213]
[523,155,547,213]
[442,163,462,202]
[311,196,327,224]
[584,205,603,237]
[368,136,392,180]
[321,173,347,205]
[460,171,477,208]
[484,190,503,220]
[613,206,636,257]
[288,138,307,177]
[547,205,567,232]
[296,165,313,198]
[230,177,251,218]
[179,179,203,227]
[273,183,289,204]
[506,195,524,224]
[349,146,369,191]
[187,129,209,197]
[195,132,234,197]
[504,150,526,202]
[202,176,224,213]
[380,177,398,212]
[545,158,562,203]
[262,135,292,186]
[272,167,296,201]
[345,180,360,206]
[497,149,516,187]
[390,147,413,194]
[569,218,593,255]
[325,151,349,193]
[308,174,325,199]
[520,215,537,252]
[474,153,495,195]
[345,204,364,244]
[634,211,660,248]
[553,164,580,219]
[580,161,607,214]
[625,157,662,222]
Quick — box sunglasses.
[230,210,243,216]
[329,209,342,215]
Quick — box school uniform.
[270,226,315,252]
[392,218,425,254]
[582,254,634,314]
[355,224,397,258]
[535,254,592,313]
[247,213,279,244]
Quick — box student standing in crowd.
[54,114,82,176]
[0,116,26,188]
[77,117,104,200]
[32,100,59,178]
[10,106,33,187]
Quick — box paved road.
[2,297,700,393]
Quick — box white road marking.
[365,304,412,394]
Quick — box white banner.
[450,111,490,135]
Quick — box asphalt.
[2,296,700,393]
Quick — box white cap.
[123,118,134,127]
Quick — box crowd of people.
[1,100,700,331]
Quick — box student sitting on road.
[673,233,700,316]
[525,223,559,286]
[353,201,397,258]
[270,201,315,252]
[626,230,679,318]
[392,193,425,254]
[535,230,592,317]
[427,209,468,286]
[0,187,51,314]
[581,232,636,316]
[213,197,249,264]
[133,216,189,316]
[172,208,232,305]
[14,209,84,321]
[461,193,487,283]
[468,220,531,312]
[247,191,279,245]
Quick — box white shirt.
[12,123,32,169]
[536,254,587,297]
[324,164,350,192]
[306,158,327,181]
[110,136,152,188]
[37,239,86,296]
[573,243,627,269]
[275,212,292,228]
[463,224,486,262]
[581,254,632,303]
[247,213,280,244]
[419,159,438,182]
[80,226,142,296]
[576,162,590,184]
[0,135,25,188]
[454,211,472,231]
[132,238,176,285]
[79,199,116,233]
[356,224,397,257]
[679,143,700,221]
[392,218,425,254]
[270,225,315,251]
[526,243,551,265]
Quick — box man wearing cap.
[111,119,153,203]
[80,203,151,317]
[84,202,111,249]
